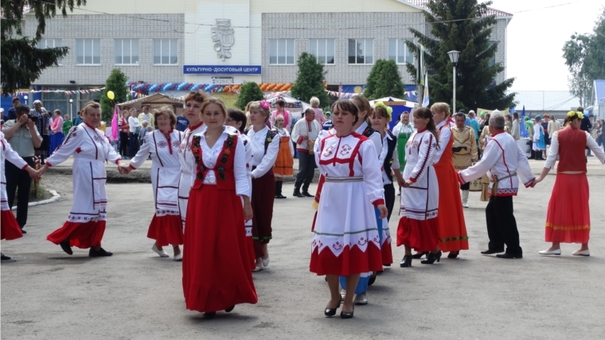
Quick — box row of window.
[270,38,415,66]
[38,39,178,66]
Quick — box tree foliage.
[364,59,404,100]
[1,0,86,94]
[405,0,515,111]
[234,82,265,110]
[291,52,330,106]
[563,8,605,106]
[101,69,128,122]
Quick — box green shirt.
[63,120,73,135]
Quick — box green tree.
[405,0,515,111]
[364,59,404,100]
[234,82,264,110]
[101,69,128,121]
[291,52,330,106]
[1,0,86,94]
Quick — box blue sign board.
[183,65,262,75]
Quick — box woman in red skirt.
[272,115,294,199]
[1,133,39,260]
[182,97,257,319]
[246,100,280,271]
[535,110,605,256]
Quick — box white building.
[21,0,512,112]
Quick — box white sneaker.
[354,292,368,305]
[151,244,169,258]
[462,202,469,208]
[538,249,561,256]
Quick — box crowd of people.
[2,92,604,320]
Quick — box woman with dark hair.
[178,90,208,227]
[183,97,257,318]
[247,100,280,271]
[124,107,184,260]
[397,107,440,267]
[535,110,605,256]
[310,99,386,319]
[270,99,292,130]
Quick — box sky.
[488,0,603,92]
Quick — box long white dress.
[46,123,121,248]
[1,133,27,241]
[309,132,384,276]
[178,122,206,224]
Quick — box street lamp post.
[24,95,29,105]
[447,50,460,114]
[69,98,73,118]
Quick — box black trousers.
[460,182,470,190]
[129,132,139,158]
[5,157,35,228]
[295,151,316,192]
[384,183,395,222]
[119,132,129,156]
[485,195,522,255]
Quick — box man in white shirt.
[138,105,154,129]
[290,108,321,197]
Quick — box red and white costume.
[177,122,206,225]
[542,128,605,243]
[309,132,384,275]
[1,133,26,241]
[130,129,184,246]
[397,129,440,252]
[46,123,121,249]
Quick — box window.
[388,39,414,64]
[115,39,139,65]
[348,39,373,64]
[488,41,497,67]
[269,39,295,65]
[309,39,335,64]
[38,39,63,64]
[76,39,101,65]
[153,39,178,65]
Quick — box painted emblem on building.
[211,19,234,61]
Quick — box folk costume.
[45,123,121,251]
[458,131,535,257]
[291,117,322,196]
[393,122,415,171]
[397,129,439,252]
[177,122,206,225]
[240,133,256,269]
[542,127,605,244]
[1,134,26,242]
[309,132,384,276]
[247,126,280,258]
[130,129,184,247]
[452,125,478,207]
[380,130,399,221]
[183,128,257,312]
[273,126,294,177]
[433,120,469,253]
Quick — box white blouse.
[247,126,280,178]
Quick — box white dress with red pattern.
[177,122,206,224]
[46,123,121,249]
[1,134,26,240]
[130,129,184,246]
[309,132,384,276]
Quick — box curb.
[11,190,61,211]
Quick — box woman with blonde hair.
[272,115,294,199]
[124,107,184,260]
[310,96,325,125]
[247,100,280,271]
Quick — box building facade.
[18,0,511,112]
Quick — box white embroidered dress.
[178,122,206,223]
[1,133,28,211]
[130,129,183,216]
[310,132,385,275]
[46,123,121,223]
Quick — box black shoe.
[225,305,235,313]
[324,302,340,317]
[293,191,304,198]
[411,251,428,259]
[481,249,505,255]
[202,312,216,319]
[1,254,11,260]
[302,191,314,198]
[60,240,73,255]
[368,272,377,286]
[400,255,412,267]
[340,308,354,319]
[448,251,459,259]
[421,251,442,264]
[20,228,27,234]
[89,247,113,257]
[275,194,287,199]
[496,253,523,259]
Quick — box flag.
[111,105,119,141]
[520,105,528,138]
[422,72,430,107]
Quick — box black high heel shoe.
[447,251,459,259]
[202,312,217,319]
[324,301,341,317]
[400,255,412,267]
[225,305,235,313]
[421,251,442,264]
[412,252,428,259]
[340,307,354,319]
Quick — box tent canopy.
[118,93,184,111]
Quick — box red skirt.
[147,214,183,246]
[396,217,439,252]
[434,163,469,251]
[1,210,23,240]
[183,184,257,313]
[309,243,383,276]
[273,137,293,176]
[47,220,106,249]
[545,173,590,243]
[381,239,393,266]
